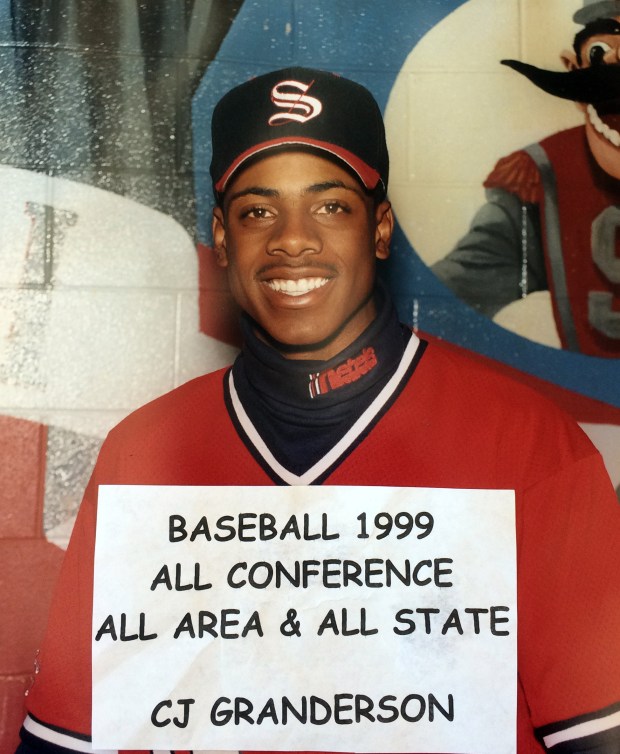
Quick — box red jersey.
[19,335,620,754]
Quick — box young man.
[16,68,620,754]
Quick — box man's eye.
[242,207,272,219]
[588,41,612,65]
[317,201,348,215]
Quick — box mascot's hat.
[210,67,389,198]
[574,0,620,24]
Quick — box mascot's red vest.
[486,126,620,358]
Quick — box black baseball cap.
[210,67,389,197]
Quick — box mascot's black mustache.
[502,59,620,109]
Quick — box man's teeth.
[587,104,620,147]
[266,277,329,296]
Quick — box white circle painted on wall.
[384,0,584,348]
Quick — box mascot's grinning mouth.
[587,103,620,146]
[502,59,620,148]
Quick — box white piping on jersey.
[228,331,421,485]
[543,709,620,749]
[23,714,112,753]
[23,715,239,754]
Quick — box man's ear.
[374,200,394,261]
[211,206,228,268]
[561,48,579,71]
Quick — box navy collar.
[233,286,410,413]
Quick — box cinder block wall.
[2,1,618,751]
[0,3,242,749]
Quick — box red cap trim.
[215,137,382,193]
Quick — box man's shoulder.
[411,335,600,482]
[109,365,231,440]
[417,335,588,430]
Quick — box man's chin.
[252,288,377,360]
[258,328,341,358]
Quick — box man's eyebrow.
[226,180,361,204]
[304,179,362,194]
[226,186,279,204]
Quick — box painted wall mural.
[0,2,243,749]
[1,0,619,750]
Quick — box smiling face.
[212,151,393,360]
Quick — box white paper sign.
[93,485,517,753]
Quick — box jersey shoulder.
[110,365,230,440]
[415,335,597,466]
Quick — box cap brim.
[214,137,383,194]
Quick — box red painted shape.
[0,677,31,754]
[0,416,47,538]
[0,416,64,752]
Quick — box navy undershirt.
[231,288,412,476]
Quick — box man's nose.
[267,210,321,257]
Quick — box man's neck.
[229,287,411,476]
